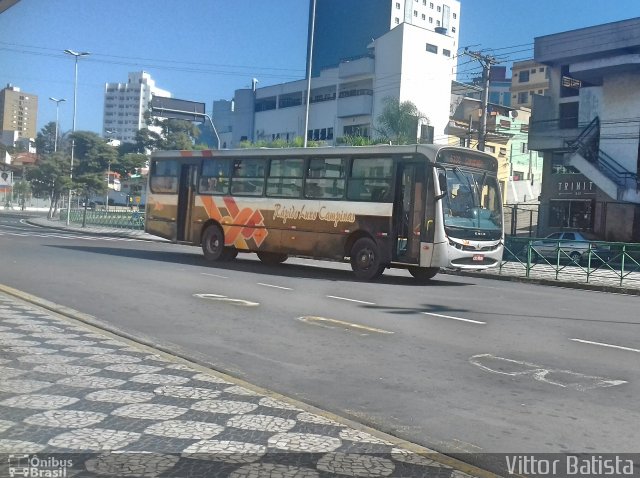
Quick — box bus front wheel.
[350,238,384,280]
[408,266,439,282]
[202,225,235,261]
[257,251,288,264]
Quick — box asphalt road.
[2,213,639,474]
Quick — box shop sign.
[557,180,595,196]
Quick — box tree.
[70,131,117,207]
[375,97,428,145]
[114,153,148,179]
[25,152,71,219]
[35,122,58,155]
[12,179,31,211]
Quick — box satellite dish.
[510,110,518,119]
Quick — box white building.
[103,71,170,144]
[214,22,456,149]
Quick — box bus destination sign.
[437,149,498,171]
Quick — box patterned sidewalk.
[0,292,481,478]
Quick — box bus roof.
[151,144,489,159]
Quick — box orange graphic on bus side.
[201,196,268,248]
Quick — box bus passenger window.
[347,157,392,201]
[305,157,345,199]
[150,160,178,193]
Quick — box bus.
[145,144,503,281]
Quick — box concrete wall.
[600,72,640,173]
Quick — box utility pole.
[463,49,498,152]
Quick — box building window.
[430,2,434,7]
[429,17,433,22]
[453,12,457,18]
[395,17,400,24]
[443,49,451,57]
[414,10,418,16]
[539,67,545,73]
[517,92,529,104]
[437,5,441,11]
[451,26,456,32]
[422,13,426,19]
[549,200,593,229]
[559,102,579,129]
[426,43,438,54]
[396,2,400,7]
[518,70,530,82]
[436,20,440,26]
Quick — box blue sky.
[1,0,639,136]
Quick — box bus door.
[176,164,198,242]
[393,162,425,263]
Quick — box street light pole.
[64,49,90,226]
[105,160,110,212]
[48,97,65,152]
[303,0,316,148]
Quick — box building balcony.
[529,95,581,151]
[337,92,373,118]
[338,56,374,79]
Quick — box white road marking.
[257,283,292,290]
[570,338,640,353]
[296,316,393,335]
[470,354,627,391]
[193,293,259,307]
[326,295,375,305]
[422,312,486,325]
[201,273,229,279]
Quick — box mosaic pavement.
[0,293,477,477]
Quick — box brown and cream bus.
[145,144,503,281]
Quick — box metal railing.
[60,209,145,230]
[493,237,640,289]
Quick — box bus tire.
[202,225,228,261]
[350,237,384,281]
[408,266,439,282]
[257,251,288,264]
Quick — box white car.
[531,231,610,264]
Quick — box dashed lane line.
[326,295,376,305]
[570,338,640,353]
[201,273,229,279]
[422,311,486,325]
[297,316,394,335]
[257,282,293,290]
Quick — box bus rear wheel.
[350,237,384,281]
[408,266,439,282]
[257,251,288,264]
[202,225,235,261]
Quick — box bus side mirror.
[436,173,447,200]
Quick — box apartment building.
[0,84,38,148]
[510,60,550,109]
[103,71,170,144]
[529,17,640,241]
[309,0,460,77]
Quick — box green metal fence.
[499,236,640,288]
[60,209,145,230]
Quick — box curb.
[0,283,499,478]
[25,218,164,242]
[443,269,640,296]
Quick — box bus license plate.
[473,254,484,262]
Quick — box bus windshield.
[441,167,502,235]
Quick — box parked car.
[531,231,610,264]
